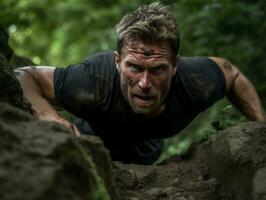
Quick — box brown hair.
[116,2,180,57]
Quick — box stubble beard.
[120,76,161,115]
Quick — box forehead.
[120,41,173,62]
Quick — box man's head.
[115,2,180,117]
[116,2,180,59]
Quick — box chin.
[131,105,155,115]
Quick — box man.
[16,3,265,165]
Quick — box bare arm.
[210,57,266,121]
[15,66,80,136]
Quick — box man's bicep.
[209,57,240,92]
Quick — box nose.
[138,71,151,90]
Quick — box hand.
[31,105,81,137]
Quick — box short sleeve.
[54,51,116,118]
[177,57,226,111]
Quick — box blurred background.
[1,0,265,160]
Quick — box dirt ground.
[114,153,222,200]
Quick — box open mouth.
[134,94,154,103]
[134,94,154,101]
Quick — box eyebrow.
[125,61,170,69]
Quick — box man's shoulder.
[175,56,226,107]
[178,56,216,71]
[84,51,115,66]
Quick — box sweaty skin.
[210,57,266,121]
[115,41,177,118]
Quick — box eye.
[150,65,165,74]
[128,64,142,73]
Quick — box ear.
[114,51,121,73]
[172,55,179,76]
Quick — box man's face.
[115,41,178,117]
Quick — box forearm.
[15,67,80,136]
[227,72,266,121]
[15,67,56,115]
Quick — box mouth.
[134,94,154,101]
[132,94,156,107]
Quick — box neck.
[137,104,166,119]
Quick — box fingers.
[71,124,81,137]
[31,107,81,137]
[59,118,81,137]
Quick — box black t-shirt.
[54,51,226,148]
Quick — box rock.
[114,162,157,190]
[0,52,24,108]
[161,186,174,196]
[253,167,266,200]
[145,186,174,198]
[132,164,157,181]
[115,162,157,180]
[10,54,35,69]
[114,167,137,189]
[206,122,266,200]
[79,135,118,199]
[0,102,117,200]
[0,25,13,60]
[0,24,28,110]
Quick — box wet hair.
[116,2,180,57]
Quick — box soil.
[114,154,221,200]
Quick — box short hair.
[116,2,180,57]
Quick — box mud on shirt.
[54,51,226,163]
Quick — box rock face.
[253,167,266,200]
[0,102,118,200]
[0,25,25,108]
[0,25,13,60]
[207,122,266,200]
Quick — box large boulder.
[0,24,13,60]
[0,25,25,109]
[0,102,118,200]
[0,52,25,108]
[206,122,266,200]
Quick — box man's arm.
[210,57,266,121]
[15,67,80,136]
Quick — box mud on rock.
[114,122,266,200]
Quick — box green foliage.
[160,102,246,160]
[174,0,266,87]
[211,104,247,130]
